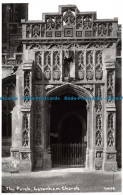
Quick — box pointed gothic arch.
[45,83,94,169]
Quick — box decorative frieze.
[26,43,114,50]
[22,5,116,39]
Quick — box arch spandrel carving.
[46,83,93,106]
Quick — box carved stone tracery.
[107,71,114,102]
[63,9,75,26]
[24,72,30,102]
[95,51,103,80]
[32,24,40,37]
[26,24,32,38]
[107,113,114,147]
[24,6,115,39]
[96,114,102,146]
[95,84,103,147]
[32,43,107,82]
[53,51,61,80]
[95,85,102,112]
[83,16,92,29]
[76,51,85,80]
[47,17,55,30]
[86,51,94,80]
[44,51,51,80]
[35,51,42,80]
[22,113,29,147]
[98,23,107,36]
[21,152,29,160]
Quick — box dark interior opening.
[61,115,82,143]
[50,93,87,145]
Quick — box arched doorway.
[46,83,94,169]
[50,93,87,167]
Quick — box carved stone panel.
[24,72,30,102]
[95,51,103,80]
[23,5,116,40]
[107,113,114,147]
[76,51,85,80]
[35,51,42,80]
[107,71,114,102]
[53,51,61,80]
[95,84,102,112]
[44,51,51,80]
[22,113,29,147]
[86,51,94,80]
[95,114,102,146]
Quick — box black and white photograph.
[1,0,122,193]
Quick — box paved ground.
[2,168,122,193]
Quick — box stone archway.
[45,83,94,169]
